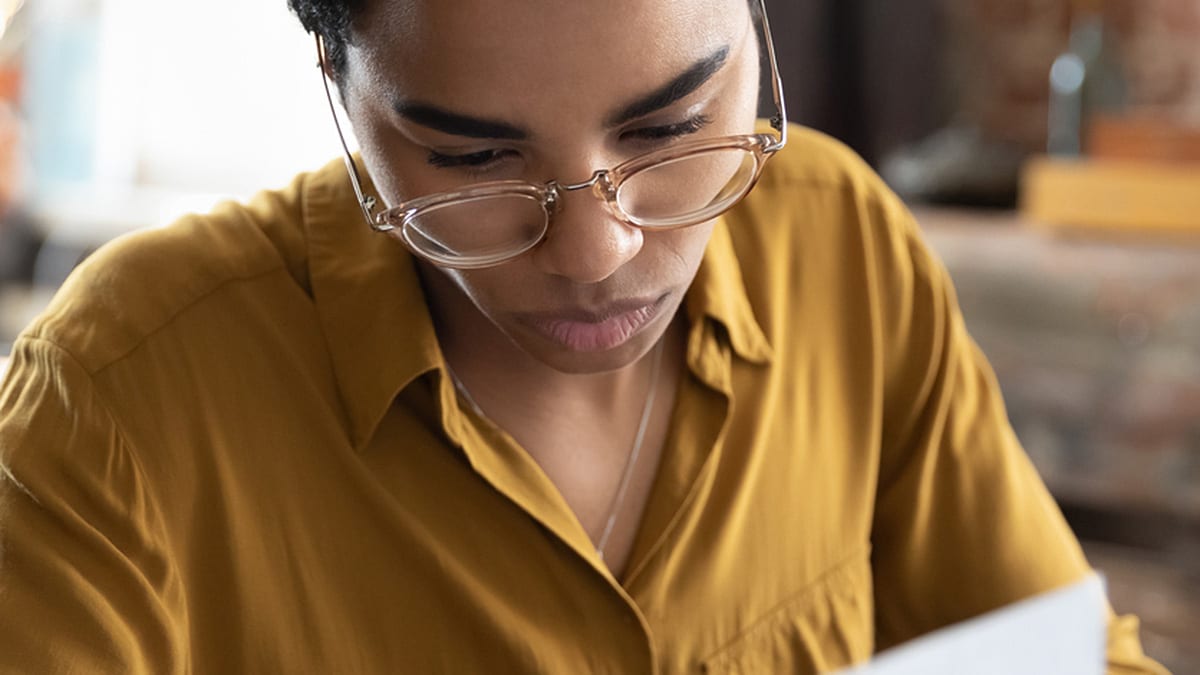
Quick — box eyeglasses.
[317,0,788,270]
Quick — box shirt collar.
[304,158,444,451]
[686,216,774,366]
[303,158,773,451]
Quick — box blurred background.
[0,0,1197,670]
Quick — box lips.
[521,296,665,352]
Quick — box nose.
[531,184,644,284]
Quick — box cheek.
[442,267,530,316]
[342,97,443,207]
[654,222,716,277]
[352,121,423,205]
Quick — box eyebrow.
[392,45,731,141]
[393,102,530,140]
[606,46,730,127]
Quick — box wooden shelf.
[1021,156,1200,235]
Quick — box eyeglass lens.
[406,193,548,260]
[616,147,758,225]
[404,146,758,263]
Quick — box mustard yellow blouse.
[0,126,1166,673]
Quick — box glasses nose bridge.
[545,168,618,216]
[557,167,611,193]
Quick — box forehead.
[346,0,747,116]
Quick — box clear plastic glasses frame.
[317,0,788,269]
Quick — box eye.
[623,114,713,143]
[426,148,516,170]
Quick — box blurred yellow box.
[1020,156,1200,234]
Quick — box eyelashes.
[622,114,713,142]
[426,148,509,169]
[425,113,715,172]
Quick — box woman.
[0,0,1167,672]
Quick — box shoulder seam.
[28,264,288,376]
[13,335,155,502]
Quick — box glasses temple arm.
[316,34,382,227]
[755,0,788,150]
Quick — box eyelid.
[425,146,524,175]
[622,112,714,143]
[619,99,711,131]
[425,140,513,156]
[427,149,488,168]
[397,116,522,157]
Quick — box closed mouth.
[519,294,667,352]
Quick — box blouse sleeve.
[0,336,187,674]
[866,197,1170,675]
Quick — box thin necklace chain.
[596,339,663,562]
[444,341,665,564]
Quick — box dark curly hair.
[288,0,762,79]
[287,0,362,78]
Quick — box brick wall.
[1114,0,1200,120]
[945,0,1200,150]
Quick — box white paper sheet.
[836,574,1107,675]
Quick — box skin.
[338,0,760,574]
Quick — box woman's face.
[340,0,760,373]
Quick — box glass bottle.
[1047,0,1127,156]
